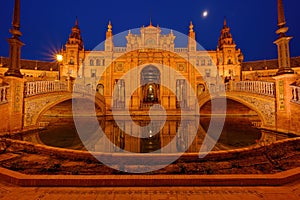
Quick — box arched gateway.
[140,65,160,107]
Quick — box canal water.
[16,115,292,153]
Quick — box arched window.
[90,59,94,66]
[197,84,205,96]
[69,57,74,64]
[97,84,104,95]
[96,59,100,66]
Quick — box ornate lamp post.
[56,54,63,80]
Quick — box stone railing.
[113,47,127,53]
[291,85,300,104]
[73,83,106,103]
[230,81,275,97]
[24,81,68,97]
[174,48,188,53]
[0,85,9,104]
[73,83,94,94]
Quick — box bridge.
[0,77,300,135]
[0,79,106,131]
[199,81,276,128]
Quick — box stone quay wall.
[1,137,299,166]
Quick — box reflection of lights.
[149,130,153,138]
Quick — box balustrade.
[230,81,275,97]
[174,48,188,53]
[24,81,68,97]
[113,47,127,53]
[0,85,9,104]
[291,85,300,104]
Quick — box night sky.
[0,0,299,62]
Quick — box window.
[96,59,100,66]
[197,84,205,96]
[69,57,74,65]
[97,84,104,95]
[207,59,212,66]
[91,69,96,78]
[201,59,205,66]
[205,69,211,77]
[227,57,233,64]
[90,59,94,66]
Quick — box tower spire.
[218,17,234,50]
[275,0,294,75]
[66,17,83,50]
[223,17,227,27]
[106,21,113,38]
[5,0,23,78]
[75,16,78,27]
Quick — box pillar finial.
[108,21,112,32]
[278,0,286,28]
[189,21,194,33]
[275,0,294,75]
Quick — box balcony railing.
[231,81,275,97]
[113,47,127,53]
[291,85,300,104]
[24,81,68,97]
[174,48,188,53]
[0,85,9,104]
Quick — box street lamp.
[56,54,63,80]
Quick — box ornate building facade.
[59,19,244,111]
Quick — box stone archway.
[140,65,161,108]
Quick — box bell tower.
[217,18,242,81]
[188,21,196,52]
[105,21,114,52]
[63,17,84,79]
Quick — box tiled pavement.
[0,179,299,200]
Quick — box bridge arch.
[23,92,106,128]
[198,92,275,128]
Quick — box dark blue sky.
[0,0,299,62]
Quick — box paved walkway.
[0,179,299,200]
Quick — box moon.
[203,11,208,18]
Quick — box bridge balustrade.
[0,85,9,104]
[24,81,68,97]
[231,81,275,97]
[291,85,300,104]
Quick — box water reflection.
[15,115,293,153]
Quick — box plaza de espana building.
[1,18,300,112]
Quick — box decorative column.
[274,0,294,75]
[2,0,26,132]
[5,0,24,78]
[273,0,298,132]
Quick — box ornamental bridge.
[1,78,300,133]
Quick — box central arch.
[140,65,161,106]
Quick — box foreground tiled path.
[0,180,299,200]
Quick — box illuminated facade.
[59,19,243,111]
